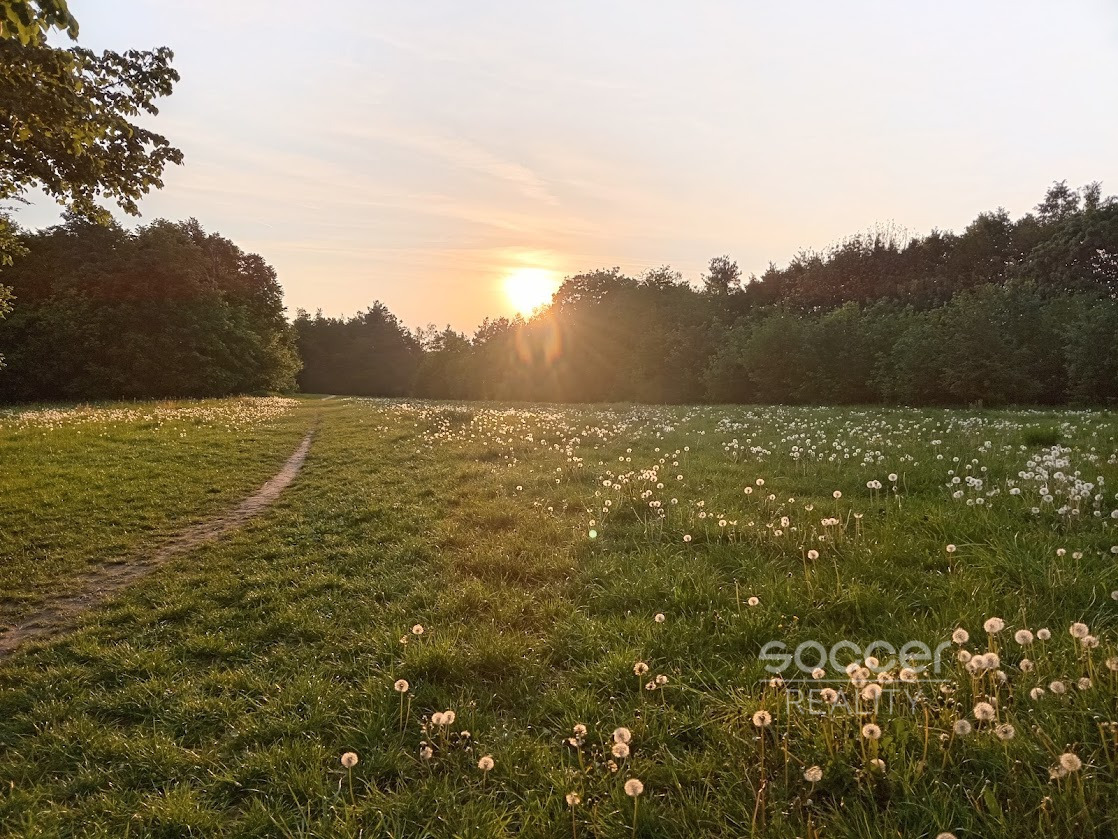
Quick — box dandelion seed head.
[477,755,494,771]
[1059,752,1082,772]
[983,617,1005,634]
[394,679,409,693]
[624,778,644,797]
[341,752,358,768]
[803,765,823,783]
[861,723,882,740]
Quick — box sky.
[15,0,1118,331]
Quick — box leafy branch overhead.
[0,39,184,223]
[0,0,78,45]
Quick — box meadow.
[0,396,1115,838]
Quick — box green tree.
[702,255,741,295]
[1,0,182,365]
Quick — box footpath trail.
[0,426,316,660]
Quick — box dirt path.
[0,426,316,660]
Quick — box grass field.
[0,397,1116,838]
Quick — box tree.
[702,255,741,295]
[1,0,182,362]
[0,217,299,400]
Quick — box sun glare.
[503,268,559,316]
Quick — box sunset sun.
[502,268,559,316]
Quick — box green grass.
[0,398,1115,838]
[0,396,312,621]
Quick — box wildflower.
[1081,635,1099,649]
[1077,677,1092,691]
[946,544,957,553]
[1014,629,1034,645]
[1049,680,1067,695]
[1069,622,1089,639]
[899,667,917,682]
[812,667,827,679]
[624,778,644,797]
[957,649,972,664]
[566,792,581,807]
[1106,656,1118,672]
[803,765,823,783]
[869,758,885,772]
[937,833,958,839]
[953,719,972,736]
[1059,752,1082,772]
[752,710,773,728]
[1037,628,1051,640]
[983,617,1005,634]
[995,723,1015,741]
[807,549,819,560]
[861,723,882,740]
[431,712,446,726]
[654,613,666,623]
[341,752,359,768]
[412,624,425,636]
[477,755,494,772]
[833,490,842,499]
[394,679,409,693]
[633,662,649,676]
[861,684,882,702]
[1020,659,1034,672]
[820,688,839,704]
[419,745,433,760]
[572,724,587,740]
[683,534,692,543]
[611,742,630,759]
[951,627,969,644]
[747,596,760,607]
[442,710,456,725]
[1029,687,1045,699]
[973,702,996,721]
[655,674,669,685]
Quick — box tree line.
[0,217,299,401]
[2,182,1115,406]
[295,181,1118,406]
